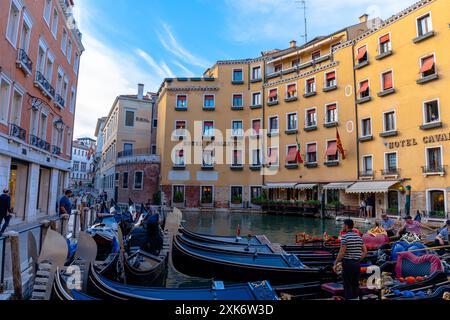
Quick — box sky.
[72,0,417,138]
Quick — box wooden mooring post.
[8,232,22,300]
[39,220,50,252]
[81,208,89,232]
[60,214,70,237]
[73,210,80,238]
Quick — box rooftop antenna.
[296,0,308,44]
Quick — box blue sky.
[73,0,417,138]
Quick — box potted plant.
[304,200,321,214]
[174,191,184,204]
[231,195,242,205]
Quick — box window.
[251,119,261,136]
[39,113,48,140]
[153,118,158,128]
[306,143,317,163]
[232,150,243,167]
[10,89,23,126]
[385,152,398,172]
[274,64,282,73]
[51,8,58,38]
[266,147,279,166]
[286,84,297,99]
[358,80,370,98]
[305,78,316,94]
[151,145,157,155]
[327,190,340,205]
[175,120,186,136]
[0,78,11,125]
[56,69,63,96]
[201,186,213,204]
[428,190,445,217]
[381,71,394,91]
[292,58,300,68]
[204,95,215,108]
[231,186,243,204]
[361,118,372,137]
[383,111,396,132]
[379,34,391,54]
[251,66,261,80]
[80,163,87,172]
[426,147,442,170]
[325,71,336,88]
[387,191,399,212]
[420,55,436,78]
[174,149,185,166]
[66,129,72,155]
[362,155,373,174]
[19,15,32,53]
[73,53,80,74]
[268,89,278,103]
[311,50,321,60]
[202,149,215,167]
[423,100,440,124]
[43,0,52,25]
[203,121,214,137]
[125,110,135,127]
[417,13,432,37]
[73,162,80,171]
[252,92,261,106]
[286,145,298,164]
[61,28,68,54]
[232,69,243,82]
[325,104,338,124]
[251,149,261,166]
[36,44,46,74]
[287,113,298,131]
[268,116,278,134]
[123,143,133,156]
[232,94,243,108]
[70,87,76,113]
[250,187,262,204]
[134,171,144,190]
[6,0,21,46]
[67,40,73,63]
[306,109,317,128]
[231,120,243,137]
[173,186,185,203]
[326,140,338,162]
[356,45,368,64]
[176,95,187,108]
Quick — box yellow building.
[156,0,450,221]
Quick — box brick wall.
[116,163,160,205]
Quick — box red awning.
[327,104,337,111]
[177,95,186,101]
[252,120,261,133]
[383,72,393,90]
[307,78,315,85]
[420,56,435,73]
[233,94,242,99]
[356,46,367,60]
[176,121,186,129]
[358,81,369,93]
[269,89,278,98]
[205,95,214,100]
[326,141,338,156]
[204,121,214,127]
[287,84,296,93]
[286,147,298,162]
[326,72,336,80]
[380,34,390,44]
[307,144,316,153]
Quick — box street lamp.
[54,118,65,131]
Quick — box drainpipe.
[351,42,361,181]
[262,60,266,192]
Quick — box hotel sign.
[386,133,450,150]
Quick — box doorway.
[37,167,51,215]
[9,160,28,221]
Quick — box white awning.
[323,182,354,190]
[346,181,400,194]
[264,183,317,190]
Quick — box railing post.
[60,214,70,238]
[73,210,80,239]
[39,220,51,252]
[81,208,89,231]
[50,219,57,232]
[8,232,22,300]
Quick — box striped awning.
[323,182,354,191]
[346,181,400,194]
[264,183,317,190]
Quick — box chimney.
[137,83,144,100]
[359,14,368,23]
[289,40,297,48]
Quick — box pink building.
[0,0,84,223]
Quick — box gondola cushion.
[395,252,443,279]
[362,233,389,250]
[391,241,427,261]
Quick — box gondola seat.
[391,241,427,261]
[395,252,444,279]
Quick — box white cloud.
[158,23,211,68]
[172,60,195,77]
[135,48,176,79]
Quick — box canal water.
[164,210,369,288]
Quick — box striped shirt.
[341,231,364,260]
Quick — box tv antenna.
[296,0,308,44]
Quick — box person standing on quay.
[0,189,13,236]
[59,190,73,216]
[333,219,367,300]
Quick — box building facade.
[92,117,106,193]
[156,0,450,221]
[0,0,83,223]
[98,84,160,205]
[69,137,95,191]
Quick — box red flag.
[296,135,304,164]
[336,128,346,160]
[236,224,241,237]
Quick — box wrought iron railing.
[16,49,33,75]
[52,145,62,156]
[117,147,153,158]
[382,168,400,176]
[29,134,51,152]
[9,124,26,141]
[55,94,65,108]
[422,165,447,175]
[360,170,374,177]
[34,71,55,98]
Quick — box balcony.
[29,134,51,152]
[34,71,55,99]
[173,163,186,170]
[305,162,318,168]
[117,147,160,164]
[422,165,447,176]
[382,168,400,177]
[249,164,262,171]
[54,94,65,109]
[9,124,26,142]
[360,170,374,179]
[16,49,32,76]
[201,163,215,171]
[52,145,62,156]
[230,164,244,171]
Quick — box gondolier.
[333,219,367,300]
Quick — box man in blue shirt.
[59,190,73,216]
[435,220,450,254]
[380,213,397,237]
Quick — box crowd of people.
[57,189,96,216]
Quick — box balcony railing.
[382,168,400,176]
[422,165,447,175]
[29,134,51,152]
[9,123,26,141]
[52,145,62,156]
[54,94,65,109]
[16,49,32,75]
[360,170,374,178]
[117,148,153,158]
[34,71,55,98]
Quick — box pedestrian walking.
[334,219,367,300]
[0,189,13,236]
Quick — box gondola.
[123,250,167,286]
[172,234,333,285]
